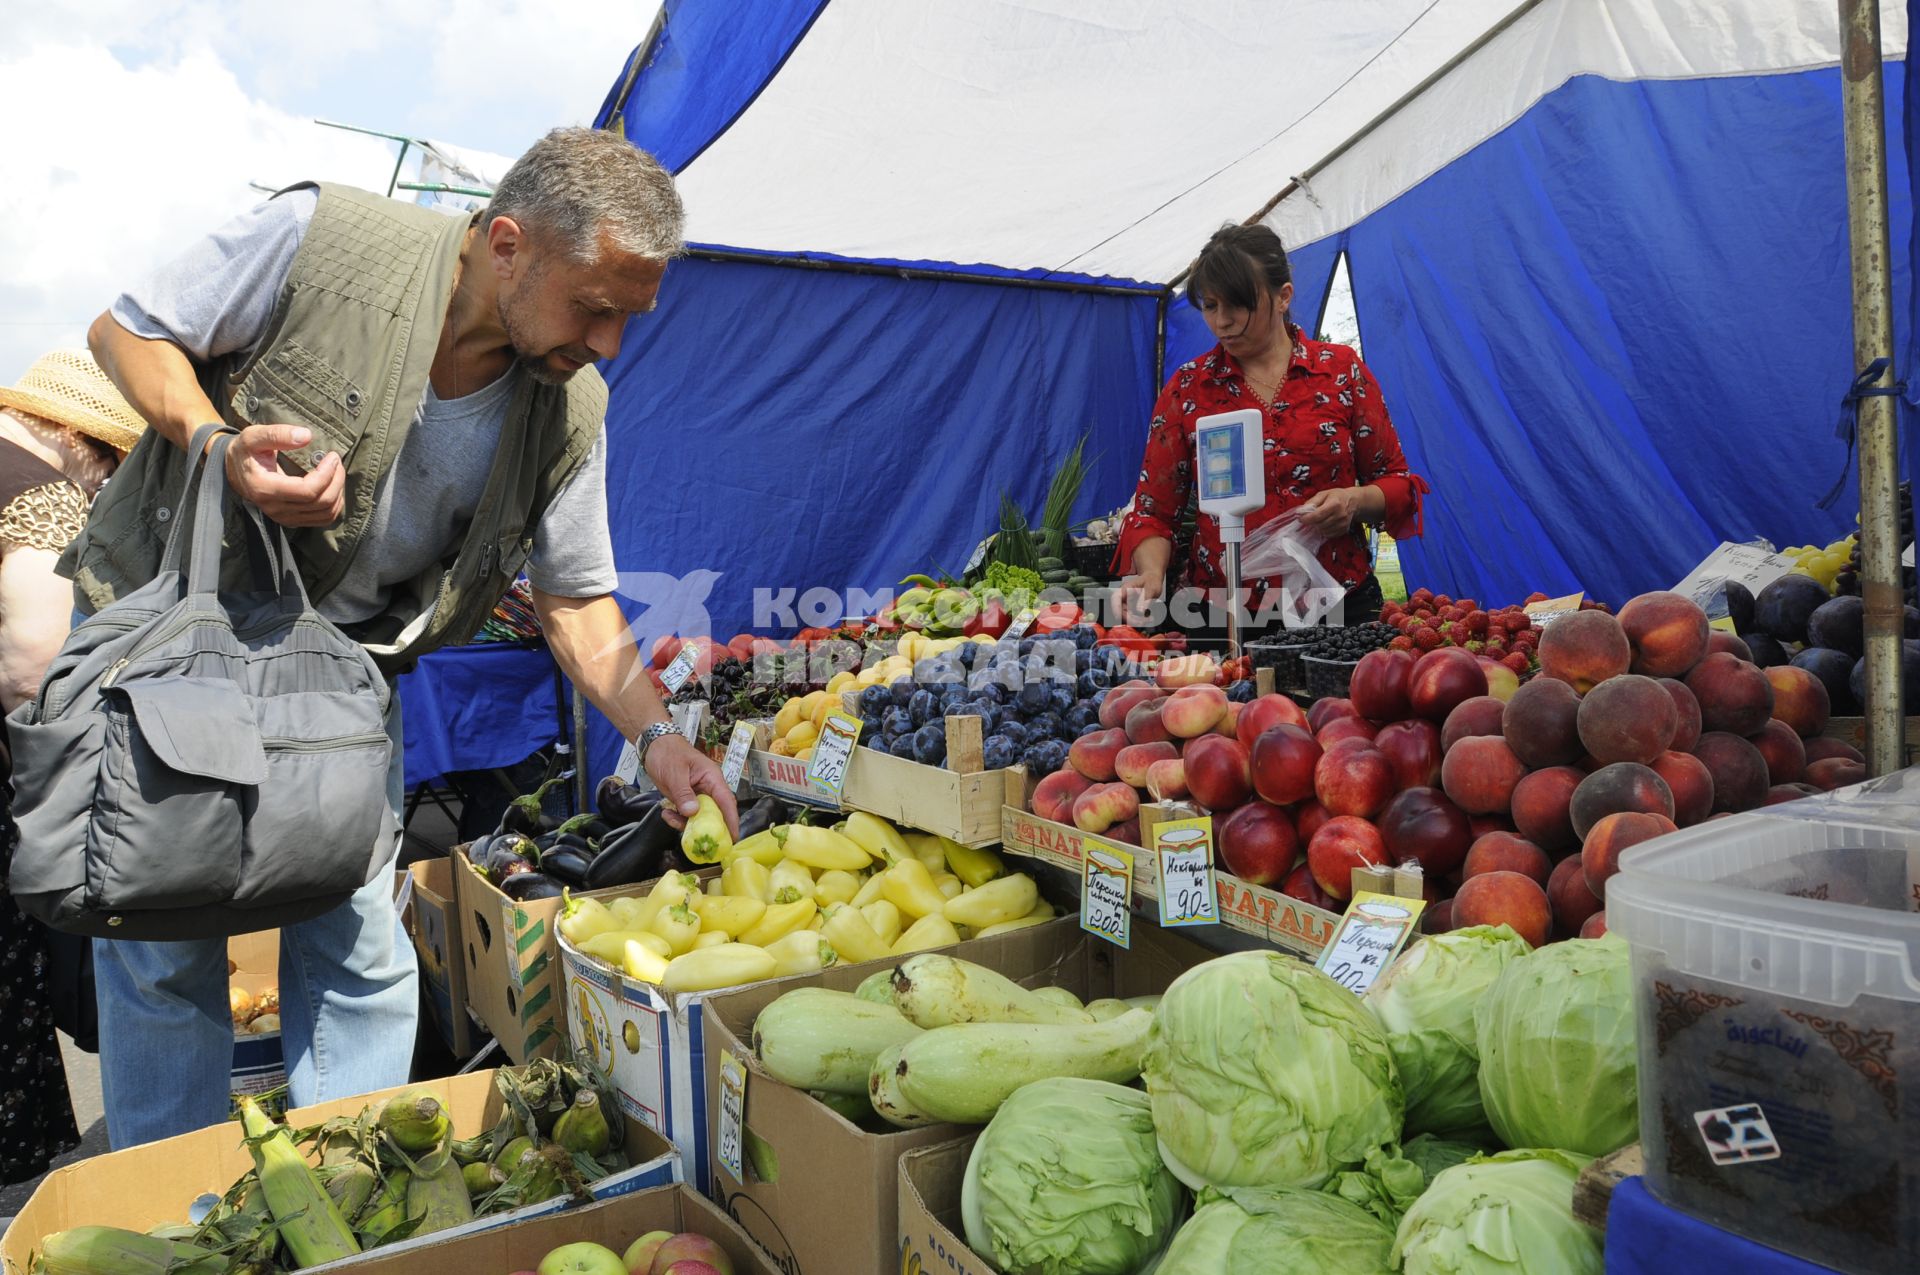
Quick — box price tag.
[1523,592,1584,627]
[1153,817,1219,928]
[613,738,640,785]
[1672,542,1799,616]
[1316,891,1427,996]
[721,722,756,790]
[805,711,863,803]
[1080,842,1134,949]
[1005,608,1038,640]
[717,1049,748,1181]
[1905,543,1914,569]
[671,700,708,747]
[660,644,701,693]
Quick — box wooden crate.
[1820,715,1920,765]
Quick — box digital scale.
[1194,409,1266,653]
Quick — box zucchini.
[868,1041,941,1127]
[1036,557,1066,572]
[854,969,897,1004]
[890,955,1094,1028]
[754,988,923,1095]
[1031,986,1085,1012]
[893,1009,1154,1124]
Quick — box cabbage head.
[1473,935,1638,1156]
[1399,1133,1488,1183]
[1157,1189,1393,1275]
[960,1078,1182,1275]
[1364,925,1531,1139]
[1391,1149,1601,1275]
[1143,951,1402,1190]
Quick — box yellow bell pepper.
[1024,899,1057,921]
[880,859,948,921]
[661,943,777,994]
[721,857,772,903]
[681,794,732,864]
[693,930,731,950]
[728,829,784,866]
[706,876,726,897]
[577,928,657,966]
[557,893,619,946]
[822,903,892,964]
[974,914,1053,939]
[843,812,911,865]
[774,824,872,872]
[808,912,826,930]
[650,902,702,956]
[890,912,962,956]
[860,899,904,946]
[851,872,887,909]
[622,939,670,983]
[902,832,949,874]
[769,858,816,905]
[629,871,698,932]
[813,869,863,908]
[690,893,768,939]
[943,873,1039,930]
[940,837,1005,888]
[737,897,818,948]
[608,895,649,929]
[765,929,839,977]
[933,873,965,900]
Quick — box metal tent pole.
[1839,0,1907,775]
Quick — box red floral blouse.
[1113,326,1427,597]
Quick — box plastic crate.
[1247,638,1315,691]
[1607,773,1920,1275]
[1302,654,1359,702]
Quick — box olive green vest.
[63,182,607,674]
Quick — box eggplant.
[465,833,496,867]
[499,872,566,902]
[552,833,593,856]
[541,849,593,888]
[579,817,613,844]
[596,776,660,828]
[735,795,788,841]
[502,776,567,837]
[486,835,541,880]
[583,807,679,890]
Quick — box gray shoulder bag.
[7,424,395,939]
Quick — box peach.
[1100,682,1160,730]
[1162,683,1229,738]
[1480,659,1522,703]
[1570,762,1675,840]
[1750,719,1806,785]
[1307,816,1388,901]
[1425,897,1456,934]
[1691,731,1770,813]
[1764,783,1820,806]
[1294,799,1331,845]
[1502,676,1584,768]
[1107,817,1142,847]
[1314,745,1395,819]
[1072,781,1140,833]
[1281,860,1338,911]
[1115,741,1179,789]
[1144,757,1189,802]
[1685,652,1775,737]
[1307,698,1361,734]
[1804,737,1864,765]
[1125,698,1174,746]
[1217,800,1300,886]
[1237,693,1309,752]
[1620,591,1711,678]
[1764,665,1832,739]
[1511,766,1584,853]
[1580,912,1609,938]
[1375,719,1443,791]
[1184,735,1252,811]
[1439,735,1528,816]
[1649,750,1715,827]
[1463,832,1551,886]
[1068,727,1129,782]
[1213,701,1242,738]
[1581,810,1676,897]
[1408,648,1489,722]
[1032,769,1094,823]
[1441,696,1508,754]
[1317,716,1380,749]
[1576,673,1677,766]
[1451,870,1551,947]
[1805,756,1867,791]
[1350,648,1417,722]
[1378,786,1474,876]
[1156,653,1223,690]
[1657,678,1704,753]
[1470,813,1516,839]
[1706,631,1754,661]
[1547,854,1603,936]
[1538,610,1631,692]
[1250,723,1323,806]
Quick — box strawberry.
[1447,622,1473,645]
[1435,595,1454,610]
[1466,639,1486,654]
[1502,651,1531,674]
[1456,599,1479,614]
[1413,628,1442,650]
[1467,610,1490,635]
[1389,635,1415,652]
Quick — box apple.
[540,1243,628,1275]
[624,1234,673,1275]
[663,1265,724,1275]
[649,1235,733,1275]
[1217,800,1300,886]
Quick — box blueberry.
[981,735,1018,770]
[858,684,893,715]
[889,735,919,760]
[1075,669,1110,698]
[1015,682,1051,714]
[1064,701,1099,732]
[1226,678,1256,703]
[908,689,939,726]
[890,676,917,707]
[883,706,914,738]
[998,720,1030,748]
[1047,684,1075,716]
[912,724,948,766]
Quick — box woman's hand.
[1296,486,1362,539]
[1115,570,1165,626]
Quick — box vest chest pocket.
[236,338,369,470]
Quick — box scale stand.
[1195,409,1265,661]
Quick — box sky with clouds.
[0,1,658,381]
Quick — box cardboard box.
[1002,804,1339,959]
[899,1137,992,1275]
[346,1183,778,1275]
[0,1069,679,1275]
[701,917,1210,1275]
[407,857,474,1058]
[227,930,285,1115]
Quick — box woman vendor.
[1114,224,1426,637]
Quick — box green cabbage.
[1364,925,1531,1140]
[1157,1189,1394,1274]
[1400,1134,1489,1183]
[1390,1149,1601,1274]
[1473,935,1638,1156]
[1322,1133,1493,1227]
[961,1078,1183,1275]
[1143,952,1403,1191]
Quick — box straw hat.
[0,350,148,453]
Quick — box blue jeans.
[94,695,419,1148]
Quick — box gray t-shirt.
[110,188,619,625]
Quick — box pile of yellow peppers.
[557,810,1051,994]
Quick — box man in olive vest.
[76,128,735,1147]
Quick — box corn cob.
[354,1168,411,1245]
[378,1089,450,1153]
[238,1096,361,1267]
[39,1226,230,1275]
[552,1089,611,1157]
[405,1156,475,1237]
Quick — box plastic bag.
[1237,512,1346,629]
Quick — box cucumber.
[753,988,923,1096]
[1036,556,1066,572]
[893,1009,1154,1123]
[1040,571,1072,585]
[890,954,1095,1029]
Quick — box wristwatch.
[634,721,680,773]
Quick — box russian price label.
[660,644,700,693]
[717,1049,748,1180]
[806,711,863,803]
[1081,842,1134,949]
[1316,891,1426,996]
[721,721,756,790]
[1153,817,1219,928]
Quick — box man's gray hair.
[486,127,685,263]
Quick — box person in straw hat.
[0,348,142,1181]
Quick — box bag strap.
[164,424,313,608]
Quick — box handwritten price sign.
[717,1049,748,1181]
[1080,843,1134,949]
[660,644,701,693]
[721,721,756,791]
[1153,817,1219,928]
[806,711,863,804]
[1316,892,1426,997]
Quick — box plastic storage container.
[1247,638,1314,692]
[1608,773,1920,1275]
[1302,654,1359,702]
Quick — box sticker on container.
[721,722,756,791]
[1316,892,1426,996]
[1153,817,1219,928]
[660,644,701,693]
[1005,608,1038,640]
[717,1048,748,1181]
[1081,842,1134,949]
[1694,1103,1782,1165]
[806,711,863,803]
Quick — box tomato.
[1030,601,1083,633]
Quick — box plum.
[1753,574,1829,644]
